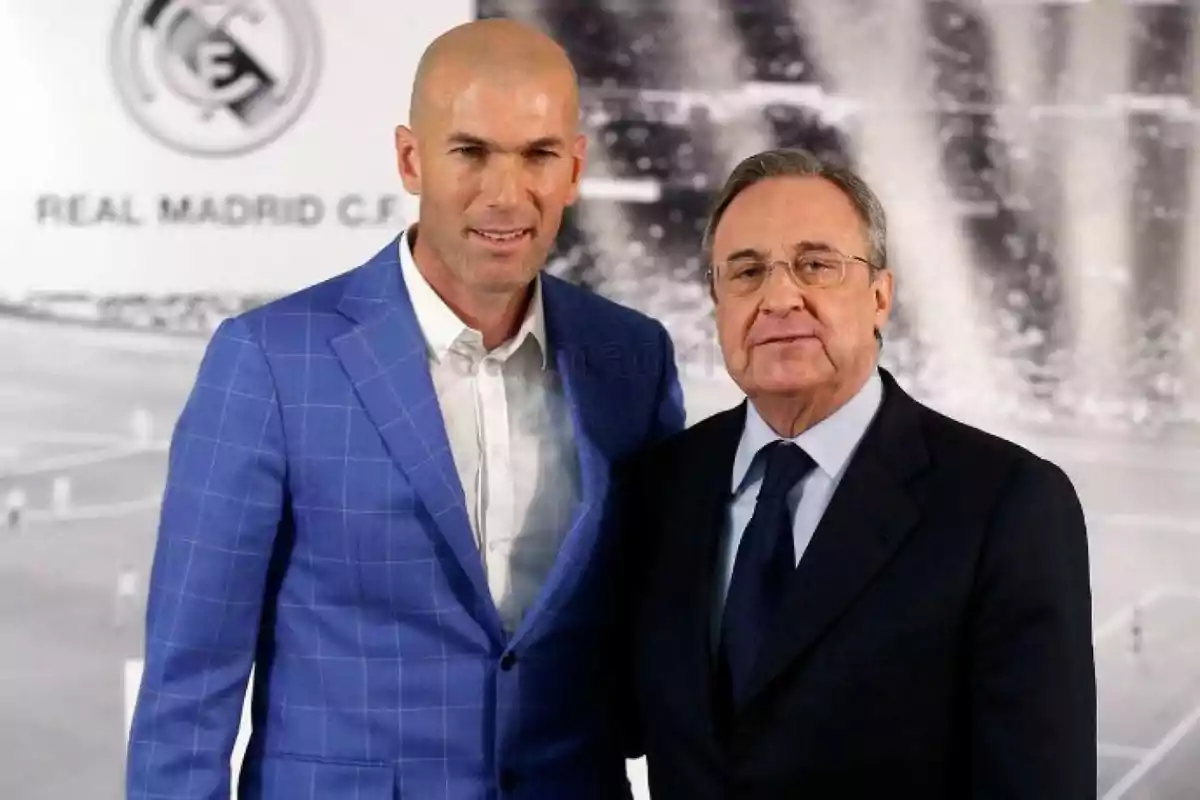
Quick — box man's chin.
[754,380,822,399]
[466,243,545,274]
[470,263,541,295]
[748,356,831,392]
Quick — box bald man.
[125,19,684,800]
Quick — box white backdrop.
[0,0,467,296]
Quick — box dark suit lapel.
[658,405,746,734]
[741,372,929,707]
[329,238,504,640]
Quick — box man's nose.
[760,263,807,315]
[481,156,522,208]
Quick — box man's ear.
[872,267,894,338]
[564,132,587,206]
[395,125,422,195]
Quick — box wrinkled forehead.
[711,176,870,261]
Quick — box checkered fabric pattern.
[125,237,685,799]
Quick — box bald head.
[410,19,579,135]
[393,19,587,320]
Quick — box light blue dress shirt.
[713,371,884,642]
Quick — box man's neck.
[412,235,532,350]
[443,284,532,351]
[751,368,873,438]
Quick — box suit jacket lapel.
[329,238,505,641]
[740,372,928,708]
[659,405,746,736]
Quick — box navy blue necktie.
[718,440,815,707]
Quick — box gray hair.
[701,147,888,271]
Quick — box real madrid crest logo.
[109,0,322,158]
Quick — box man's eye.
[454,146,485,158]
[731,264,765,280]
[803,259,838,272]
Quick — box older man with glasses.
[615,147,1097,799]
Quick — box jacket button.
[500,652,517,671]
[499,768,519,791]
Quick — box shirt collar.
[398,226,548,368]
[731,370,884,495]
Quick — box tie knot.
[758,441,815,499]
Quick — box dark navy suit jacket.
[624,370,1095,799]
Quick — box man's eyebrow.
[523,136,566,150]
[724,247,768,261]
[791,240,839,254]
[445,133,565,151]
[446,132,490,148]
[723,242,838,260]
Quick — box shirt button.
[500,652,517,671]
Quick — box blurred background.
[2,0,1199,797]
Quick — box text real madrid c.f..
[34,194,404,228]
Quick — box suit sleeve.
[648,322,686,442]
[969,456,1097,799]
[611,452,651,760]
[126,316,287,800]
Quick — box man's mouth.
[758,333,816,345]
[469,228,532,244]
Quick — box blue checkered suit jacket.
[125,237,686,799]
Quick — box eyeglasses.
[707,250,880,297]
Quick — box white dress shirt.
[398,230,580,633]
[714,372,884,641]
